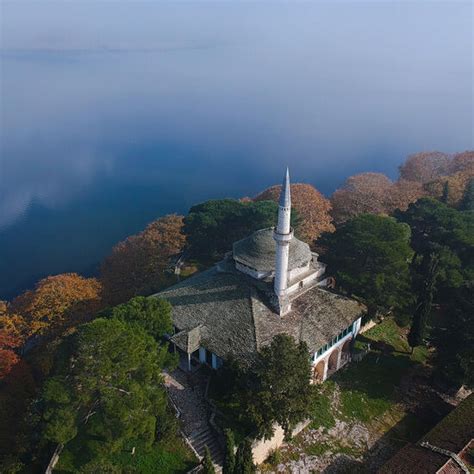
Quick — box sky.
[0,1,472,297]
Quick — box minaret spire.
[273,167,293,316]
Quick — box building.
[157,169,365,382]
[379,393,474,474]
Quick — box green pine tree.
[202,446,215,474]
[234,439,255,474]
[223,429,236,474]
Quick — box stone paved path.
[164,369,224,470]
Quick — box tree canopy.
[254,334,313,437]
[9,273,102,339]
[254,183,334,243]
[399,151,451,183]
[460,178,474,211]
[396,198,473,290]
[101,296,173,341]
[432,287,474,389]
[101,214,186,306]
[330,173,424,224]
[184,199,281,261]
[319,214,413,317]
[215,334,313,441]
[41,318,170,468]
[397,199,474,351]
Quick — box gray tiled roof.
[233,228,312,273]
[156,259,365,363]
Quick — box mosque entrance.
[313,360,325,382]
[327,348,340,375]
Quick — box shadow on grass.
[321,398,453,474]
[333,351,416,423]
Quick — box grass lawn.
[286,317,435,468]
[113,438,197,473]
[332,318,429,423]
[56,436,197,473]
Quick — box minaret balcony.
[273,227,294,243]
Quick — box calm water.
[0,1,472,299]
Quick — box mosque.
[157,169,365,382]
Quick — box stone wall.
[251,419,311,465]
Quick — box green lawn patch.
[335,351,413,422]
[55,436,197,473]
[309,383,336,430]
[330,317,429,423]
[360,318,429,365]
[113,438,197,473]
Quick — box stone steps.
[189,427,224,470]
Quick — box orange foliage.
[9,273,103,337]
[388,179,426,213]
[330,173,393,223]
[448,151,474,175]
[254,183,334,243]
[101,214,186,305]
[399,151,451,183]
[0,329,20,378]
[424,171,474,207]
[331,173,426,223]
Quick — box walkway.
[163,368,224,471]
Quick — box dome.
[233,228,312,273]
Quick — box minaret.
[273,168,293,316]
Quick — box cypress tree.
[223,429,236,474]
[202,446,215,474]
[441,180,450,204]
[234,439,255,474]
[460,178,474,211]
[408,253,439,350]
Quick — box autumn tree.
[448,151,474,175]
[330,173,393,223]
[101,214,186,306]
[0,329,20,379]
[388,179,426,213]
[424,172,473,208]
[9,273,102,339]
[399,151,451,183]
[0,301,21,378]
[319,214,413,318]
[254,183,334,243]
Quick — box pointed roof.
[278,167,291,207]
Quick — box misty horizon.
[0,1,472,298]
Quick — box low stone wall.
[251,419,311,465]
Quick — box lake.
[0,1,472,299]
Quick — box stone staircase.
[189,426,224,472]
